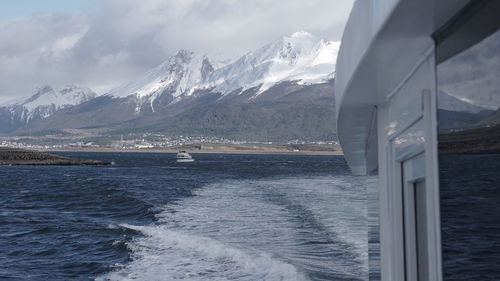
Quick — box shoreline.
[0,148,110,166]
[41,147,344,156]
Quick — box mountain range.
[0,31,497,142]
[437,90,495,130]
[0,32,339,141]
[0,86,96,134]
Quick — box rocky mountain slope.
[6,32,339,141]
[0,86,96,133]
[3,31,498,142]
[437,90,494,130]
[104,31,339,114]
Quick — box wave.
[98,224,307,281]
[98,175,367,281]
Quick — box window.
[437,27,500,280]
[401,154,428,281]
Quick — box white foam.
[98,176,368,281]
[98,224,307,281]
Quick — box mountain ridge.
[104,31,339,113]
[2,31,496,142]
[0,85,96,134]
[1,31,340,141]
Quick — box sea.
[440,154,500,280]
[0,152,368,281]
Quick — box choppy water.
[0,152,367,281]
[440,154,500,280]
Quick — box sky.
[0,0,354,103]
[0,0,96,18]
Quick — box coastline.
[0,148,110,165]
[41,143,343,156]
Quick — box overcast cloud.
[0,0,353,103]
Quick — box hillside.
[7,32,338,142]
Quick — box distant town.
[0,133,341,155]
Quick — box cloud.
[0,0,353,102]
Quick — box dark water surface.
[0,152,367,281]
[440,154,500,281]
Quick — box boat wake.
[98,176,367,281]
[101,224,307,281]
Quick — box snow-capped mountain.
[0,85,96,133]
[438,30,500,111]
[437,90,495,130]
[108,31,339,111]
[108,50,216,113]
[438,90,492,114]
[3,32,339,140]
[205,31,339,96]
[7,85,96,121]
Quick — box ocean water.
[0,152,367,281]
[440,154,500,280]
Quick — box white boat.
[176,151,194,162]
[336,1,499,280]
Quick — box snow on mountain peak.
[108,50,216,106]
[18,85,95,111]
[22,86,57,104]
[4,85,97,122]
[107,32,339,107]
[438,90,492,114]
[290,31,314,39]
[208,31,339,96]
